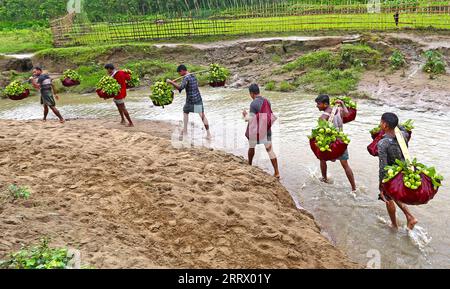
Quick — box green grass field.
[0,29,52,54]
[65,13,450,46]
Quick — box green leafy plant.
[423,50,446,75]
[61,69,81,82]
[330,96,357,109]
[383,159,443,190]
[0,238,71,269]
[282,50,340,72]
[4,81,29,97]
[370,119,414,135]
[207,64,230,83]
[390,50,407,70]
[8,184,31,200]
[279,80,295,92]
[308,119,351,152]
[340,44,381,69]
[96,76,121,96]
[150,81,174,107]
[265,81,276,91]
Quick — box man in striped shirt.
[167,65,211,139]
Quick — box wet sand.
[0,119,358,268]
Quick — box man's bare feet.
[126,123,134,127]
[206,131,212,140]
[407,217,418,230]
[59,119,65,124]
[319,177,330,184]
[274,173,281,180]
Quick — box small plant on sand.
[423,50,446,78]
[0,238,72,269]
[265,81,276,91]
[390,50,407,71]
[8,184,30,200]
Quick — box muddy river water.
[1,87,449,269]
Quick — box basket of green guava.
[61,69,81,87]
[309,119,351,161]
[4,81,30,101]
[150,81,174,108]
[123,69,140,89]
[208,64,230,87]
[96,76,121,99]
[330,96,357,124]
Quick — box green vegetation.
[0,238,72,269]
[7,184,31,200]
[423,50,446,75]
[279,44,382,94]
[279,80,295,92]
[370,119,414,135]
[296,68,361,95]
[0,29,52,54]
[390,50,407,70]
[283,50,339,72]
[123,69,141,88]
[265,81,276,91]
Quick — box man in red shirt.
[104,64,134,127]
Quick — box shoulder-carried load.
[331,96,357,124]
[309,119,350,161]
[4,81,30,101]
[96,76,121,99]
[368,119,414,157]
[150,81,174,108]
[61,69,81,87]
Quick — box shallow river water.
[1,87,449,269]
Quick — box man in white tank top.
[315,95,356,191]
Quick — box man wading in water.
[378,112,417,230]
[167,65,212,139]
[30,67,65,123]
[315,94,356,191]
[104,64,134,127]
[242,84,280,179]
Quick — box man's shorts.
[338,149,349,161]
[114,98,125,105]
[184,101,204,114]
[40,90,56,107]
[248,135,272,149]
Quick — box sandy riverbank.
[0,119,358,268]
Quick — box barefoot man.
[167,65,211,139]
[315,94,356,191]
[242,84,280,179]
[378,112,417,230]
[30,67,65,123]
[104,64,134,127]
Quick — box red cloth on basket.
[383,173,439,205]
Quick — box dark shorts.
[40,90,56,107]
[378,192,393,202]
[184,101,204,114]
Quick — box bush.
[390,50,407,70]
[423,50,446,75]
[207,63,230,83]
[279,81,295,92]
[265,81,276,91]
[0,238,71,269]
[297,68,361,95]
[282,50,340,72]
[340,44,381,68]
